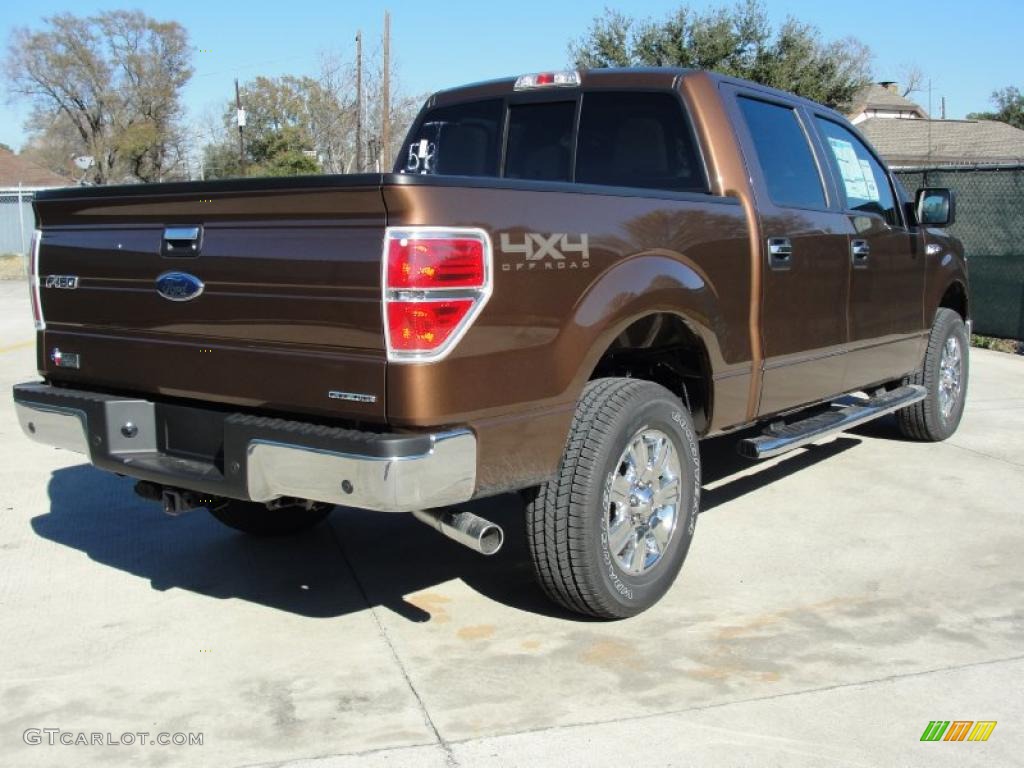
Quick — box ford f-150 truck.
[13,68,969,618]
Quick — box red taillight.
[383,228,491,362]
[386,236,485,289]
[386,300,474,351]
[29,229,45,331]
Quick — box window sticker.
[858,158,880,201]
[828,137,871,200]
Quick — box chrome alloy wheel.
[605,428,682,576]
[938,335,963,419]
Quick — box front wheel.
[525,378,701,619]
[897,308,969,442]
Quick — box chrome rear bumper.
[13,382,476,513]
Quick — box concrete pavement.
[0,278,1021,767]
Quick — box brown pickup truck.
[14,68,969,618]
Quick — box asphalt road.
[1,278,1022,767]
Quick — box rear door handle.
[767,238,792,270]
[851,239,870,267]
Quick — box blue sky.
[1,0,1021,151]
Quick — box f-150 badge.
[499,233,590,271]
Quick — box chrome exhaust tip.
[412,508,504,556]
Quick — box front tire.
[209,500,332,536]
[526,378,701,619]
[897,307,969,441]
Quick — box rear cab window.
[399,87,708,194]
[401,99,503,177]
[737,96,826,210]
[576,91,706,192]
[504,101,575,182]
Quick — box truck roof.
[428,67,847,122]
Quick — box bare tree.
[899,65,925,98]
[5,11,192,184]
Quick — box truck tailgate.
[33,176,388,421]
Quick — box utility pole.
[381,10,391,171]
[355,30,363,173]
[927,79,933,165]
[235,78,247,176]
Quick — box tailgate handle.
[163,226,202,256]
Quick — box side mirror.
[915,188,956,227]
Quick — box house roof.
[858,117,1024,167]
[0,148,69,188]
[850,84,929,118]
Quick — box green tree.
[202,75,324,179]
[5,11,192,183]
[967,86,1024,129]
[570,1,872,109]
[201,56,424,179]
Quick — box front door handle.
[851,239,870,267]
[767,238,792,270]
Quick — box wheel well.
[589,313,711,433]
[939,282,969,322]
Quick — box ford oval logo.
[156,271,204,302]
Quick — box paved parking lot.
[1,278,1022,767]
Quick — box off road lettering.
[499,233,590,271]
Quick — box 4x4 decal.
[499,233,590,271]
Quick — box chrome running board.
[738,385,927,460]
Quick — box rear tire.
[209,500,332,536]
[525,378,701,619]
[897,308,969,441]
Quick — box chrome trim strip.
[30,229,45,331]
[246,429,477,512]
[15,402,90,456]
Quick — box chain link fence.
[0,188,36,259]
[895,165,1024,340]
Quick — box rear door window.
[504,101,576,182]
[575,92,706,192]
[401,98,503,177]
[738,97,826,210]
[814,117,900,225]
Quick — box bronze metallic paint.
[35,182,389,420]
[382,179,752,495]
